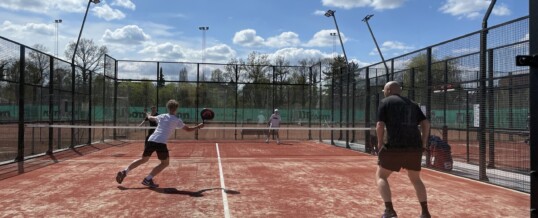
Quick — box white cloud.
[1,20,54,36]
[266,32,301,48]
[137,41,236,64]
[439,0,511,19]
[139,42,187,61]
[112,0,135,10]
[268,47,329,64]
[492,4,511,16]
[204,44,237,63]
[522,33,529,41]
[304,29,346,47]
[321,0,405,10]
[0,0,91,14]
[92,4,126,21]
[313,10,326,16]
[370,0,406,10]
[102,25,150,45]
[369,40,414,56]
[233,29,302,48]
[233,29,265,47]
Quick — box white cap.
[274,109,279,112]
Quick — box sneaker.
[116,170,126,184]
[141,178,159,188]
[381,209,397,218]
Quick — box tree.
[179,67,188,81]
[64,38,108,84]
[239,52,271,108]
[157,67,165,88]
[403,53,462,106]
[27,44,50,86]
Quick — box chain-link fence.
[0,15,532,193]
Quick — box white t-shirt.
[148,114,185,144]
[268,114,281,128]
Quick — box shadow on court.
[117,186,241,197]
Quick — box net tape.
[26,124,374,131]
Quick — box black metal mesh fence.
[0,15,532,193]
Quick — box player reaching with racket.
[265,109,281,144]
[116,99,204,188]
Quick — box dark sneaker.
[116,170,126,184]
[381,209,397,218]
[420,213,431,218]
[142,178,159,188]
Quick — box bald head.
[383,81,402,97]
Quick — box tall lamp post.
[325,10,348,65]
[325,10,350,147]
[330,32,337,59]
[54,19,62,57]
[70,0,100,148]
[362,14,390,81]
[199,26,209,81]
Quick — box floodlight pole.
[325,10,351,148]
[325,10,349,65]
[199,26,209,81]
[363,14,390,81]
[330,32,337,59]
[54,19,62,57]
[70,0,100,148]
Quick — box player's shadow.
[117,186,240,197]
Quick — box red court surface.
[0,140,529,217]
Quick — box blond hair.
[166,99,179,112]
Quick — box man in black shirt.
[376,81,431,218]
[139,106,159,144]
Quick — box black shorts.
[143,141,169,160]
[377,148,423,172]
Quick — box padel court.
[0,139,528,217]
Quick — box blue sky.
[0,0,529,66]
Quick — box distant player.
[139,106,159,144]
[266,109,281,144]
[116,100,204,188]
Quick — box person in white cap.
[266,108,281,144]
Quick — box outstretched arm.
[182,123,204,132]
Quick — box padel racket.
[200,108,215,124]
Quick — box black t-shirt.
[377,95,426,150]
[145,112,159,133]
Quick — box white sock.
[124,168,129,173]
[145,175,153,180]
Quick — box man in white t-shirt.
[116,99,204,188]
[266,109,281,144]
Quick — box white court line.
[216,143,231,218]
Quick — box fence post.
[487,49,496,168]
[425,47,432,167]
[365,68,371,153]
[16,45,26,162]
[528,0,537,216]
[47,56,54,155]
